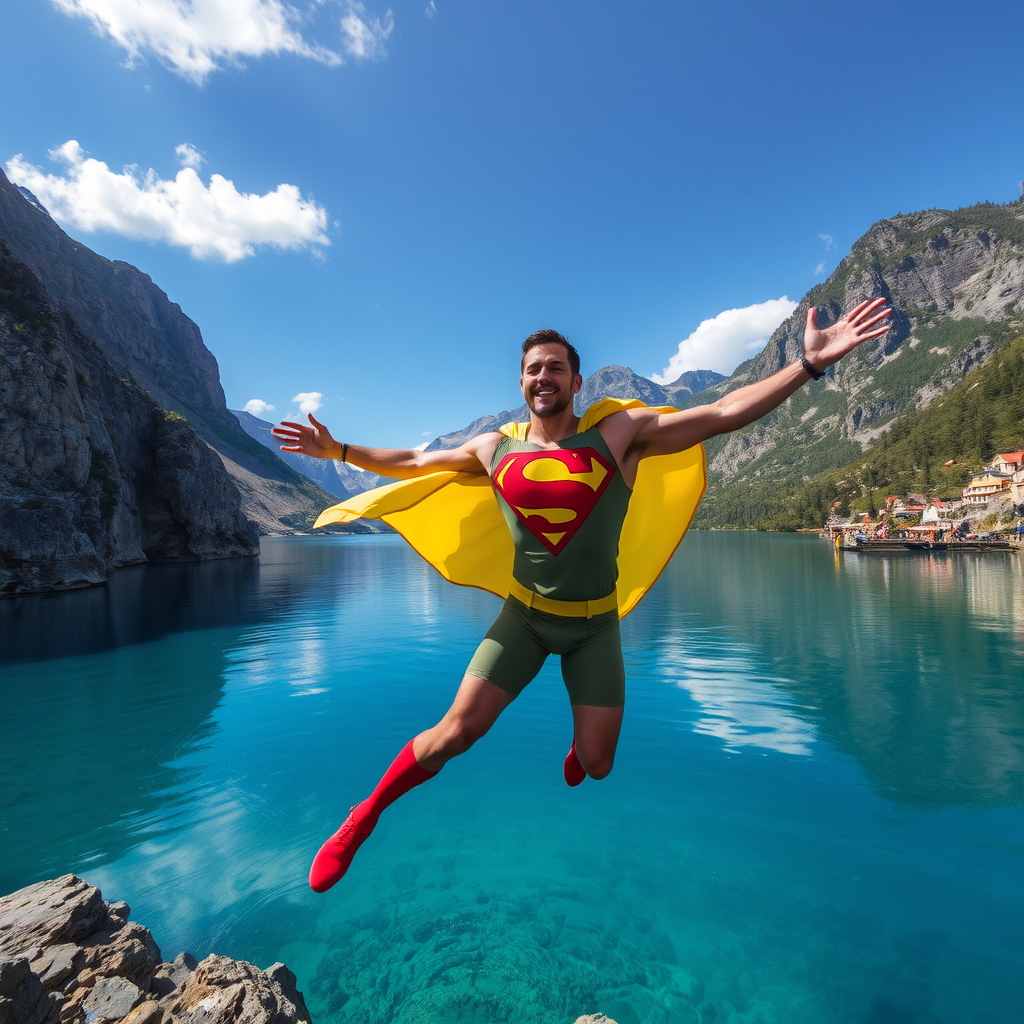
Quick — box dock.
[845,539,1014,553]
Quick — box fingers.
[806,307,817,331]
[277,421,303,430]
[857,308,893,332]
[279,445,303,453]
[272,428,301,440]
[308,413,323,428]
[847,297,887,324]
[859,325,892,340]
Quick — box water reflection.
[632,533,1024,809]
[650,630,815,756]
[0,536,419,893]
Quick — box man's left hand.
[804,297,893,372]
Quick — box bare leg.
[413,674,514,771]
[571,704,624,780]
[309,673,513,891]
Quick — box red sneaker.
[309,805,376,892]
[563,742,587,787]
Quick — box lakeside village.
[823,450,1024,553]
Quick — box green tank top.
[490,425,631,601]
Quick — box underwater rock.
[0,878,310,1024]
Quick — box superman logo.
[492,447,616,555]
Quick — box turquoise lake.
[1,532,1022,1024]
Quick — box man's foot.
[563,741,587,787]
[309,804,376,892]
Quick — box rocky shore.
[0,876,310,1024]
[0,876,621,1024]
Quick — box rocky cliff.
[0,249,258,594]
[0,875,310,1024]
[0,169,343,536]
[690,199,1024,525]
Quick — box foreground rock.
[0,876,310,1024]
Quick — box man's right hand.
[272,414,340,459]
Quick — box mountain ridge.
[0,168,346,535]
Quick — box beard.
[527,390,572,418]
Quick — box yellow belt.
[508,577,618,618]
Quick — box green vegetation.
[747,335,1024,530]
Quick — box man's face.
[520,343,582,418]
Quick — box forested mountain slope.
[752,334,1024,530]
[691,199,1024,527]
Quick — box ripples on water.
[1,534,1021,1024]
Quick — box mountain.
[688,199,1024,527]
[420,199,1023,531]
[0,168,344,535]
[424,364,724,451]
[752,333,1024,531]
[231,409,384,498]
[0,247,258,594]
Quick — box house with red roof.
[991,451,1024,474]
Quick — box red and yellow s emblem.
[491,447,615,555]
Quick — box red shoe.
[309,804,376,893]
[563,741,587,787]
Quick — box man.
[273,298,891,892]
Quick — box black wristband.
[800,354,825,380]
[341,443,349,463]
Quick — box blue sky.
[2,1,1022,447]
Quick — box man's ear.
[572,374,583,394]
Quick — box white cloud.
[413,441,429,452]
[243,398,275,417]
[292,391,323,415]
[341,0,393,59]
[819,233,834,251]
[5,141,330,262]
[424,1,436,17]
[814,261,827,276]
[51,0,343,83]
[651,297,798,381]
[175,143,205,170]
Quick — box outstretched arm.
[628,298,892,458]
[272,414,493,478]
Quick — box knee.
[438,717,486,757]
[581,754,615,780]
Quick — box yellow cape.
[314,398,707,618]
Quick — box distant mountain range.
[425,366,725,451]
[231,409,384,499]
[5,155,1020,548]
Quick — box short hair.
[521,329,580,378]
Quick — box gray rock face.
[700,201,1024,491]
[0,251,259,594]
[0,877,310,1024]
[0,168,342,537]
[0,956,60,1024]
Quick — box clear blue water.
[1,533,1022,1024]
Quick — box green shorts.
[466,596,625,707]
